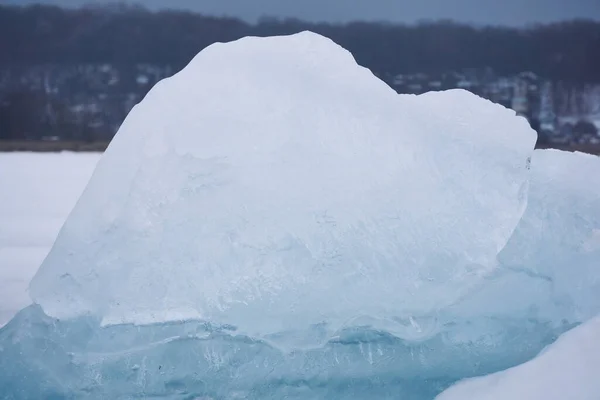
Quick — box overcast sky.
[2,0,599,26]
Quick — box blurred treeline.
[0,4,599,149]
[2,4,598,80]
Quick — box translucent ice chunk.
[29,33,536,345]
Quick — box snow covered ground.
[436,315,600,400]
[0,152,100,326]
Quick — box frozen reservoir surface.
[1,32,599,399]
[0,153,99,326]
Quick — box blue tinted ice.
[1,32,598,400]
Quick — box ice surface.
[0,153,99,326]
[498,150,600,324]
[436,315,600,400]
[0,302,576,400]
[447,149,600,328]
[2,32,598,400]
[29,32,535,344]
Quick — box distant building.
[407,83,422,93]
[538,82,557,134]
[136,75,149,86]
[512,80,529,117]
[392,74,404,86]
[457,79,474,90]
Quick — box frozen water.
[0,305,535,400]
[498,150,600,324]
[29,32,535,344]
[446,149,600,329]
[436,315,600,400]
[1,32,598,400]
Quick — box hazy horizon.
[1,0,599,26]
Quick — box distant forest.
[1,4,600,151]
[1,4,599,82]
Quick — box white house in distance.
[511,80,529,117]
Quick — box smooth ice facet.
[498,150,600,324]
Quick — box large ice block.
[8,32,596,400]
[29,32,535,346]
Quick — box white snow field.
[0,152,100,326]
[436,315,600,400]
[0,32,599,400]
